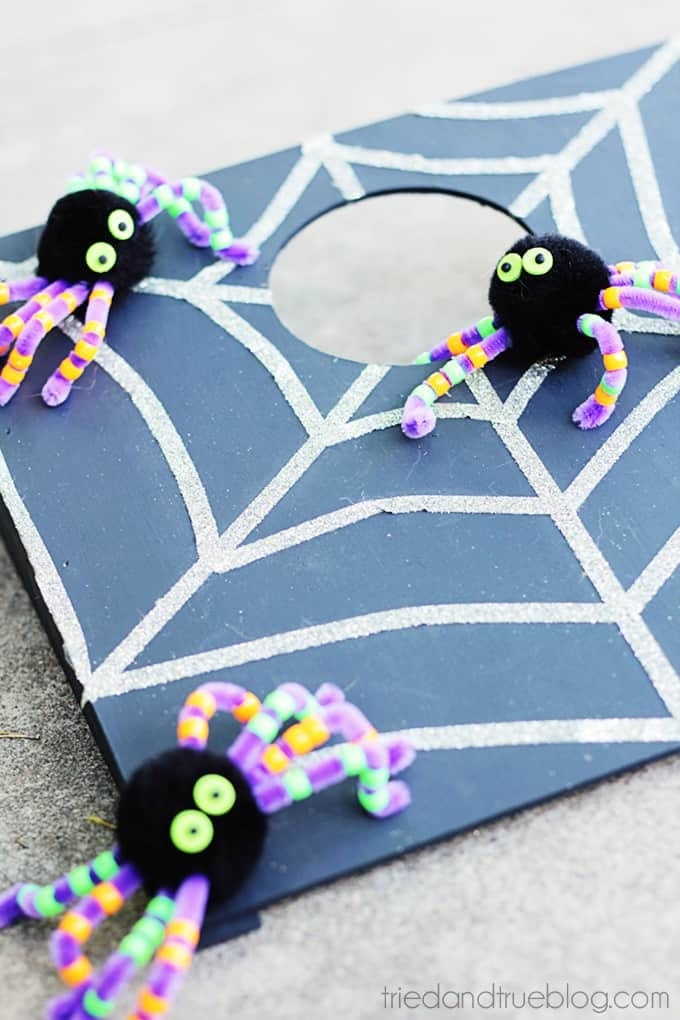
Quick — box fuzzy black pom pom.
[37,191,155,290]
[488,233,611,360]
[117,747,267,907]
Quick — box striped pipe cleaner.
[410,315,510,409]
[137,177,235,254]
[50,864,141,999]
[53,282,115,389]
[0,283,89,389]
[127,876,207,1020]
[0,280,63,355]
[8,849,122,924]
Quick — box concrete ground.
[2,4,680,1018]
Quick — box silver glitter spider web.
[0,42,678,795]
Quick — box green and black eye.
[522,246,553,276]
[193,774,236,816]
[108,209,135,241]
[169,809,214,854]
[496,252,522,283]
[85,241,117,274]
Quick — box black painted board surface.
[0,44,679,944]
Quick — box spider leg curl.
[137,177,257,266]
[246,682,414,818]
[42,282,115,407]
[228,681,333,783]
[0,282,89,405]
[573,259,680,428]
[401,316,511,439]
[571,310,628,429]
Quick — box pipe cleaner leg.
[319,687,414,816]
[0,282,89,405]
[253,732,413,819]
[573,272,680,428]
[0,277,49,307]
[606,259,680,294]
[48,864,142,1020]
[572,311,628,429]
[55,890,177,1020]
[402,324,510,439]
[601,280,680,321]
[68,154,155,207]
[0,849,122,929]
[411,314,498,366]
[128,875,209,1020]
[42,282,115,406]
[253,687,414,819]
[0,277,52,353]
[137,179,258,265]
[228,682,329,781]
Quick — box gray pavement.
[1,5,680,1018]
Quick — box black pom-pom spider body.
[116,746,267,908]
[487,234,611,360]
[0,154,257,408]
[0,681,414,1020]
[37,191,155,293]
[402,233,677,437]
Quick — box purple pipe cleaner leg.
[411,316,493,365]
[220,240,259,265]
[613,284,680,320]
[253,688,415,818]
[42,281,115,407]
[572,309,628,429]
[62,889,177,1020]
[0,848,123,929]
[607,261,680,296]
[48,864,141,1020]
[402,325,510,439]
[128,875,209,1020]
[572,278,680,429]
[228,682,319,780]
[0,276,49,307]
[0,279,65,356]
[137,177,258,265]
[242,683,339,787]
[176,680,252,751]
[0,281,89,406]
[320,693,414,817]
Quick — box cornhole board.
[0,42,678,943]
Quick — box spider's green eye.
[193,774,236,816]
[522,247,553,276]
[169,809,214,854]
[108,209,135,241]
[496,252,522,283]
[86,241,117,274]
